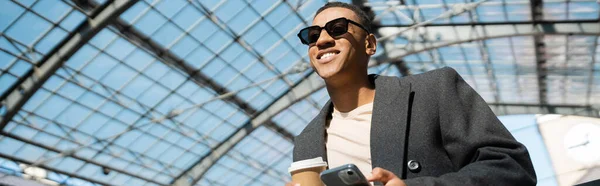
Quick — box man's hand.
[366,167,407,186]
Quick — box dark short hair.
[315,2,374,33]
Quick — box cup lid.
[288,157,328,173]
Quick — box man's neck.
[325,74,375,113]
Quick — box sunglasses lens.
[299,29,309,44]
[298,18,350,45]
[307,28,321,44]
[326,19,348,37]
[299,27,321,45]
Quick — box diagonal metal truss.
[0,0,136,131]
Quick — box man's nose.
[316,29,335,48]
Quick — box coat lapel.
[292,100,332,162]
[370,76,412,178]
[294,75,413,176]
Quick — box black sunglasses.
[297,17,370,45]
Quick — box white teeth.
[320,52,336,59]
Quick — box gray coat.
[293,67,537,185]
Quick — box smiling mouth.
[317,51,340,60]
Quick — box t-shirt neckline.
[332,102,374,119]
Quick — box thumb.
[367,167,399,184]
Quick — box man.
[289,2,536,186]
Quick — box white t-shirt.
[326,102,373,178]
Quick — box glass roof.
[0,0,599,186]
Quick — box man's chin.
[315,71,332,79]
[316,70,342,80]
[314,65,340,78]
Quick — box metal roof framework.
[0,0,599,186]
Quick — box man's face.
[309,7,371,80]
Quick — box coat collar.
[293,75,413,177]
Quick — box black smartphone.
[320,164,369,186]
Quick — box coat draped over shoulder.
[293,67,537,186]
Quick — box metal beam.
[530,0,549,111]
[392,60,411,76]
[0,0,135,130]
[534,36,548,107]
[488,103,599,118]
[586,36,599,105]
[530,0,543,22]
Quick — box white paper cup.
[289,157,328,186]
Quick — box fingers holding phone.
[320,164,369,186]
[366,167,406,186]
[288,162,405,186]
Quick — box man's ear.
[365,33,377,56]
